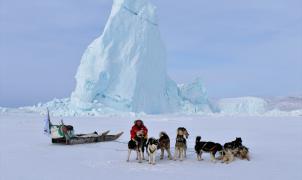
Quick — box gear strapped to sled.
[50,124,75,140]
[44,109,123,145]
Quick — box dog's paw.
[216,157,223,160]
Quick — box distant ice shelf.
[1,96,301,117]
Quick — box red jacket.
[130,124,148,140]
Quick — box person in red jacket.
[130,119,148,140]
[130,119,148,159]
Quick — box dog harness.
[176,135,186,143]
[148,146,157,153]
[175,135,186,148]
[202,142,217,151]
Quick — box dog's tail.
[159,131,167,136]
[196,136,201,143]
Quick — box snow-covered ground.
[1,111,301,180]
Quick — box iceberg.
[179,78,208,105]
[178,78,215,113]
[2,1,301,117]
[217,97,268,115]
[70,0,209,114]
[15,0,300,117]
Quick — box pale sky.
[0,0,301,107]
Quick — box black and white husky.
[174,127,189,161]
[195,136,223,162]
[224,137,250,161]
[224,137,242,154]
[127,131,145,163]
[146,137,159,165]
[224,137,242,148]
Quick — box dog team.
[127,119,250,165]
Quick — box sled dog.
[127,131,145,163]
[158,132,172,160]
[146,137,159,165]
[221,149,234,164]
[174,127,189,161]
[195,136,223,162]
[238,145,250,161]
[224,137,242,150]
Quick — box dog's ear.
[196,136,201,142]
[236,137,242,143]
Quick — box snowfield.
[1,112,301,180]
[1,0,301,179]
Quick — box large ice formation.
[217,97,268,114]
[70,0,208,114]
[13,0,300,117]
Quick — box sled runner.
[44,109,123,145]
